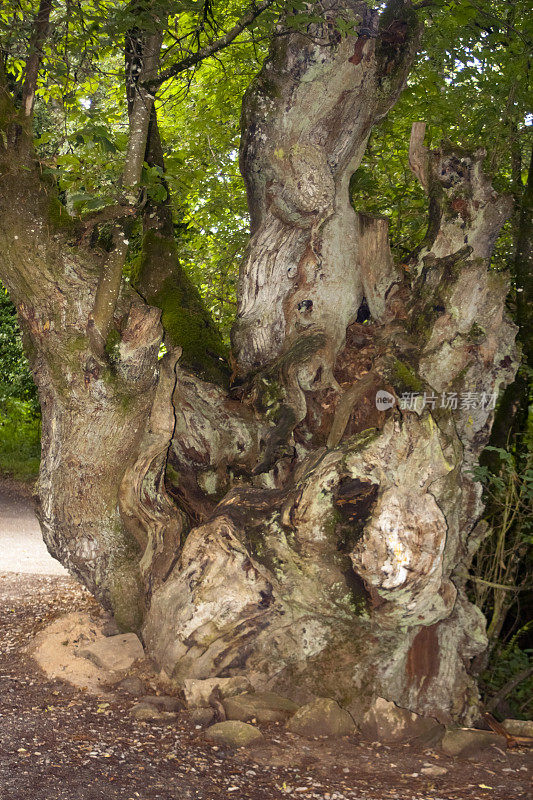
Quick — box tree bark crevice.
[0,0,521,724]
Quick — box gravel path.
[0,483,67,575]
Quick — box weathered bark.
[0,0,261,625]
[233,0,419,386]
[0,0,520,727]
[0,67,173,628]
[144,11,518,724]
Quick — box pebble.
[421,765,448,777]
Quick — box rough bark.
[0,0,520,726]
[233,0,420,388]
[0,67,173,629]
[144,12,518,723]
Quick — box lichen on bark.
[0,1,520,728]
[144,21,517,724]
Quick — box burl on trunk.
[0,0,517,725]
[144,3,517,724]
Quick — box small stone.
[421,765,448,777]
[130,702,179,723]
[223,691,299,724]
[182,676,252,708]
[115,676,146,696]
[140,694,183,712]
[360,697,444,745]
[287,698,355,738]
[78,633,144,671]
[101,619,121,637]
[204,720,263,748]
[441,728,506,758]
[189,707,216,727]
[502,719,533,737]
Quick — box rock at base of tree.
[359,697,444,745]
[129,702,180,723]
[440,728,507,758]
[287,698,356,738]
[78,633,145,672]
[223,691,300,724]
[204,720,263,747]
[115,676,146,696]
[189,707,217,728]
[421,765,448,778]
[140,694,183,713]
[182,676,252,708]
[503,719,533,737]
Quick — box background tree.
[0,0,530,724]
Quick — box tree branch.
[89,27,162,355]
[408,121,428,192]
[485,666,533,714]
[470,576,526,592]
[21,0,53,117]
[122,30,163,192]
[150,0,277,88]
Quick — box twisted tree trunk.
[144,6,517,723]
[0,0,518,724]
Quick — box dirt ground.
[0,571,531,800]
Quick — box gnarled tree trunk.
[144,5,517,723]
[0,0,518,724]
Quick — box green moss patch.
[136,230,229,384]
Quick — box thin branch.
[89,27,162,355]
[408,121,428,192]
[485,665,533,714]
[470,576,526,592]
[151,0,277,88]
[21,0,53,116]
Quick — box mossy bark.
[0,2,520,728]
[0,76,171,629]
[145,5,517,724]
[134,109,229,385]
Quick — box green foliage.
[156,40,263,337]
[481,633,533,719]
[469,435,533,717]
[0,397,41,480]
[351,0,532,264]
[0,284,38,409]
[0,285,40,479]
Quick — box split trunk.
[0,1,517,724]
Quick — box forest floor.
[0,479,531,800]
